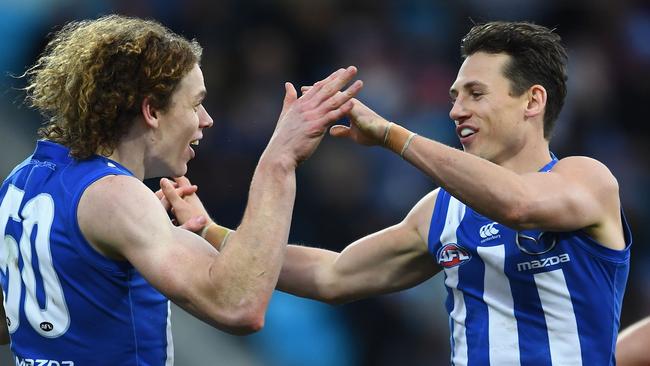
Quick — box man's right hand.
[329,98,390,146]
[159,176,211,233]
[298,86,392,147]
[265,66,363,167]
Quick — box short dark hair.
[26,15,203,159]
[460,21,568,139]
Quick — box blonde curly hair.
[25,15,203,159]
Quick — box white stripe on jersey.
[165,301,174,366]
[449,284,468,366]
[477,245,521,365]
[441,196,468,366]
[534,269,582,365]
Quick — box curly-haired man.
[0,14,362,365]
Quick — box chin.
[171,164,188,178]
[147,163,187,180]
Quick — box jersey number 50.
[0,184,70,337]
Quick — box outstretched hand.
[267,66,364,166]
[157,177,211,233]
[300,86,390,146]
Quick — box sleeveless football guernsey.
[428,157,631,366]
[0,141,173,365]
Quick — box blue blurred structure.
[1,1,649,365]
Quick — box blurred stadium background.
[1,0,649,365]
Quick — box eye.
[471,91,483,99]
[193,104,201,112]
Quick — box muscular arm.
[277,190,442,304]
[616,317,650,366]
[78,66,362,335]
[335,100,623,249]
[402,138,623,248]
[160,178,442,305]
[79,164,294,335]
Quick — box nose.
[199,105,214,129]
[449,98,470,123]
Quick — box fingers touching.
[157,178,197,211]
[299,66,363,119]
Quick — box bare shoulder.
[404,188,441,243]
[554,156,624,248]
[78,174,169,258]
[406,188,440,221]
[80,174,155,208]
[78,174,158,228]
[553,156,619,189]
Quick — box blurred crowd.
[1,0,649,365]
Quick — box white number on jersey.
[0,184,70,337]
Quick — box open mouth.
[459,128,475,138]
[190,139,200,146]
[456,125,477,139]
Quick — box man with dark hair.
[0,14,363,365]
[165,21,630,365]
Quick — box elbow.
[214,305,266,336]
[209,311,264,336]
[318,281,354,306]
[499,202,534,231]
[228,308,264,336]
[321,293,346,306]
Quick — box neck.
[494,137,552,174]
[105,126,148,181]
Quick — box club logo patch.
[437,243,472,268]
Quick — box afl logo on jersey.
[40,321,54,332]
[437,244,472,268]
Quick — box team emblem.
[437,244,472,268]
[515,231,557,255]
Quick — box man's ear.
[141,96,159,128]
[524,84,547,119]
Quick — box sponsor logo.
[15,356,74,366]
[516,253,570,272]
[515,231,557,255]
[437,244,472,268]
[479,222,501,242]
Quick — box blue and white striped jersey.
[427,158,631,366]
[0,141,173,365]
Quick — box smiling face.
[449,52,532,164]
[147,64,213,178]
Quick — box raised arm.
[330,99,624,250]
[78,66,363,335]
[277,190,442,304]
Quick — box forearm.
[387,125,529,226]
[278,222,437,305]
[212,157,296,314]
